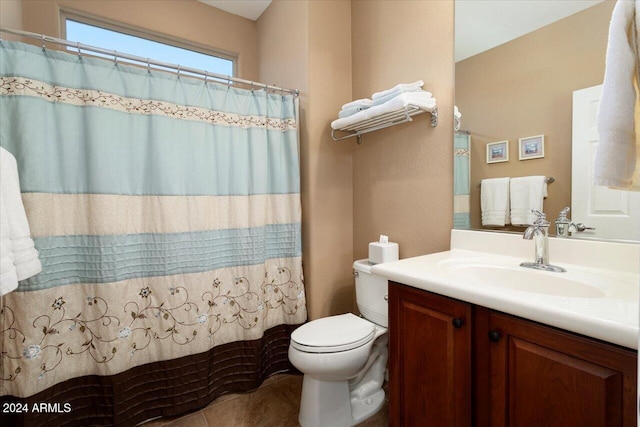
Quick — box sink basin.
[446,264,605,298]
[438,258,634,299]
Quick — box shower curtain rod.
[0,26,300,97]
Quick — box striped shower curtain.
[0,41,306,426]
[454,132,471,229]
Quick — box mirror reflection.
[454,0,640,242]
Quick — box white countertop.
[371,230,640,349]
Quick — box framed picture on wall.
[519,135,545,160]
[486,140,509,164]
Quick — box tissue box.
[368,241,399,264]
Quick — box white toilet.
[288,259,389,427]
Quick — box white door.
[572,85,640,241]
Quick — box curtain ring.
[147,58,151,74]
[204,71,208,84]
[113,50,118,66]
[41,34,46,50]
[177,65,181,78]
[250,82,254,93]
[227,75,231,89]
[76,42,82,59]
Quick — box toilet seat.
[291,313,376,353]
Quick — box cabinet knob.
[452,318,464,329]
[488,331,501,342]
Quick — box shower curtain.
[0,40,306,426]
[454,132,471,229]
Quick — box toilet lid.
[291,313,376,353]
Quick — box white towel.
[341,98,373,110]
[481,178,510,227]
[338,104,370,118]
[0,147,41,287]
[371,80,424,100]
[594,0,640,190]
[510,176,548,226]
[331,91,436,130]
[0,190,18,296]
[372,86,426,106]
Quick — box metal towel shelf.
[331,104,438,144]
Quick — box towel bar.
[331,104,438,144]
[478,177,555,187]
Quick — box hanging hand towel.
[594,0,640,190]
[510,176,548,226]
[481,178,511,227]
[0,190,18,296]
[0,147,41,284]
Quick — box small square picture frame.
[519,135,545,160]
[486,140,509,164]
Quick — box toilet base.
[298,376,385,427]
[296,335,388,427]
[351,388,385,425]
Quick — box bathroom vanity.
[371,230,639,427]
[389,283,636,426]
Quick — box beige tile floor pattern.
[141,374,388,427]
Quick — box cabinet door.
[478,308,637,427]
[388,282,472,427]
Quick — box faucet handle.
[556,207,570,222]
[531,209,549,226]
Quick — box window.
[63,15,235,78]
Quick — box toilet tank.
[353,259,388,327]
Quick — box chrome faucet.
[555,207,595,237]
[520,209,566,272]
[554,207,575,237]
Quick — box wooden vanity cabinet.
[388,281,472,427]
[388,281,638,427]
[475,307,638,427]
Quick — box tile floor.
[141,373,388,427]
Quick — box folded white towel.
[338,104,371,118]
[372,87,426,106]
[481,178,510,227]
[331,91,436,130]
[372,80,424,100]
[0,147,41,285]
[341,98,373,110]
[510,176,548,226]
[594,0,640,190]
[0,190,18,296]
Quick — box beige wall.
[260,0,455,319]
[456,1,613,231]
[20,0,258,81]
[0,1,23,33]
[258,0,355,320]
[352,0,455,260]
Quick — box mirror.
[454,0,640,243]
